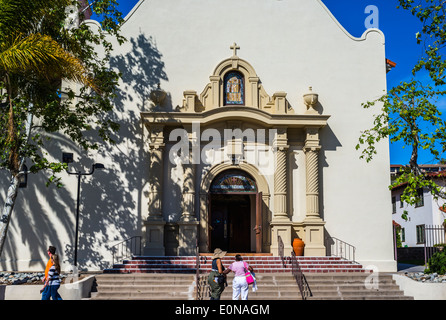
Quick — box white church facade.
[142,47,330,258]
[0,0,396,272]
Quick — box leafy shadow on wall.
[0,33,169,271]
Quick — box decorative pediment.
[181,43,293,115]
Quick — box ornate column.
[199,193,209,253]
[304,128,321,220]
[272,127,290,221]
[303,127,326,256]
[270,127,293,255]
[178,125,199,255]
[180,161,196,222]
[143,124,166,256]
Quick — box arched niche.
[182,49,292,114]
[203,56,262,109]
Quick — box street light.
[62,152,105,267]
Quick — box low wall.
[392,274,446,300]
[0,275,95,300]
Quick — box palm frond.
[0,33,97,91]
[0,0,72,36]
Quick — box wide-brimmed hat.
[212,248,227,259]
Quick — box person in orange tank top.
[41,246,56,300]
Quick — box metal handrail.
[195,238,201,299]
[278,234,285,267]
[329,237,356,262]
[290,251,312,300]
[278,235,312,300]
[111,236,142,266]
[194,238,208,300]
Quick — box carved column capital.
[149,143,166,150]
[304,127,320,150]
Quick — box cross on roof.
[230,42,240,57]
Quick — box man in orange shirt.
[41,246,56,300]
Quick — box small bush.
[425,251,446,275]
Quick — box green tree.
[356,0,446,209]
[0,0,125,256]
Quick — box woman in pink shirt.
[224,254,254,300]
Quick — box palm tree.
[0,0,98,256]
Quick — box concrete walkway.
[397,263,425,273]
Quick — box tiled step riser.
[131,256,345,262]
[95,276,195,281]
[112,263,364,268]
[112,266,364,272]
[120,257,356,264]
[120,261,287,266]
[117,260,354,265]
[104,269,290,273]
[105,256,366,274]
[104,269,366,274]
[104,269,197,274]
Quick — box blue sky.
[322,1,440,166]
[97,0,443,166]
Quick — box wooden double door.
[209,193,262,253]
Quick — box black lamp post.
[63,152,104,267]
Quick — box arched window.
[224,72,244,105]
[210,170,257,193]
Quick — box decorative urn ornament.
[303,86,319,114]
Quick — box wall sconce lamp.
[63,152,74,164]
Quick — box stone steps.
[95,256,413,300]
[104,255,367,274]
[89,271,413,300]
[304,273,413,300]
[219,274,301,300]
[90,274,196,300]
[90,273,304,300]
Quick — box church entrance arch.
[208,169,262,253]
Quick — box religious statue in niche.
[224,72,244,105]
